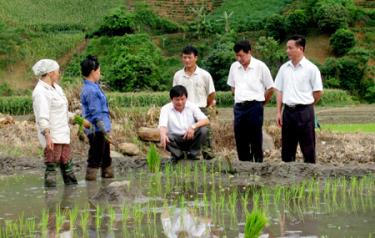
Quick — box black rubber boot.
[60,160,78,185]
[45,163,57,187]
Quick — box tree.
[330,28,355,56]
[254,36,286,77]
[286,9,310,35]
[264,14,286,41]
[313,1,350,33]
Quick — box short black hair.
[182,45,198,56]
[288,34,306,51]
[170,85,188,99]
[80,55,100,77]
[233,40,251,53]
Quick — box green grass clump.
[322,123,375,133]
[0,96,31,115]
[244,209,268,238]
[146,144,161,173]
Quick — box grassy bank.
[0,89,356,115]
[321,123,375,133]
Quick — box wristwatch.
[191,124,197,130]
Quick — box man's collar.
[183,65,199,76]
[287,56,306,67]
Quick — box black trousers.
[234,101,264,162]
[87,132,112,169]
[282,104,316,163]
[167,126,208,159]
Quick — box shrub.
[254,36,286,76]
[313,1,350,33]
[337,56,365,95]
[90,8,135,37]
[134,5,181,34]
[330,28,356,56]
[201,34,235,91]
[0,22,23,66]
[104,34,167,92]
[321,57,341,88]
[0,96,32,115]
[317,89,355,106]
[264,14,286,41]
[285,9,310,35]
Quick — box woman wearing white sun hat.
[32,59,78,187]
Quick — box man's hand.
[183,127,195,140]
[277,111,282,127]
[160,133,170,150]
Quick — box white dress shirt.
[275,57,323,105]
[159,101,207,135]
[227,57,274,103]
[173,66,215,107]
[32,80,70,148]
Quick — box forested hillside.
[0,0,374,102]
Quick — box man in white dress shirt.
[275,35,323,163]
[173,45,216,160]
[159,85,209,164]
[227,40,274,162]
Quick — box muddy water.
[0,164,374,238]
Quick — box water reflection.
[161,208,214,238]
[44,186,76,238]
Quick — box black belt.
[285,104,312,110]
[235,100,261,107]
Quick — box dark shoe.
[186,152,199,160]
[45,163,57,187]
[169,157,179,165]
[101,166,114,179]
[60,160,78,185]
[85,167,98,181]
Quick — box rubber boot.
[101,166,114,179]
[60,160,78,185]
[45,163,57,187]
[85,167,98,181]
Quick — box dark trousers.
[87,132,112,169]
[234,101,264,162]
[282,104,316,163]
[167,126,208,159]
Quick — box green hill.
[0,0,373,101]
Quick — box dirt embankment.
[0,106,374,179]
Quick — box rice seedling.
[79,208,90,234]
[241,189,250,214]
[252,192,260,210]
[350,177,358,195]
[55,206,65,235]
[146,144,161,173]
[108,206,116,229]
[95,205,103,231]
[244,209,268,238]
[69,206,79,231]
[26,217,36,236]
